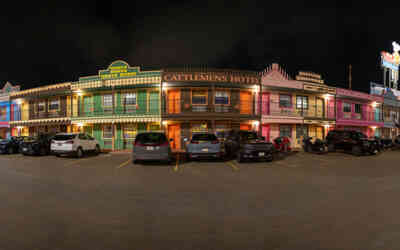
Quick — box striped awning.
[72,117,161,124]
[10,117,70,126]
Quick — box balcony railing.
[162,99,259,116]
[73,103,159,118]
[11,109,71,121]
[262,100,335,119]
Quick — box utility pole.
[349,64,352,90]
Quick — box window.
[355,104,362,114]
[296,96,308,109]
[103,94,113,107]
[280,125,292,137]
[123,124,137,139]
[48,99,59,111]
[37,102,45,112]
[343,103,351,113]
[279,94,291,108]
[192,90,207,105]
[103,125,113,139]
[296,125,308,138]
[215,91,229,105]
[0,107,6,120]
[123,93,136,105]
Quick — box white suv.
[50,133,100,158]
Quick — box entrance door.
[262,124,270,141]
[240,124,251,131]
[316,98,324,118]
[316,126,323,140]
[168,124,181,150]
[168,90,180,114]
[240,91,252,114]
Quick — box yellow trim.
[10,82,71,97]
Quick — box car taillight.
[160,141,169,146]
[211,140,219,144]
[191,141,199,144]
[134,141,144,147]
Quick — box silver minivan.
[186,133,224,160]
[132,132,173,164]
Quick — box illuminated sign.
[295,71,325,84]
[78,60,161,82]
[381,51,400,71]
[162,72,260,84]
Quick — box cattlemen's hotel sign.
[163,72,260,84]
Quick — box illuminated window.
[343,103,351,113]
[0,107,6,120]
[192,90,207,105]
[48,99,59,111]
[215,91,229,105]
[123,93,136,105]
[123,124,137,139]
[37,102,45,112]
[103,125,113,139]
[103,94,113,107]
[279,94,291,108]
[296,96,308,109]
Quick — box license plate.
[202,148,209,152]
[58,143,62,146]
[146,146,154,150]
[22,148,27,152]
[259,152,265,156]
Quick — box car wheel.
[94,145,100,155]
[7,147,14,154]
[40,147,47,156]
[327,143,335,152]
[306,144,313,153]
[352,145,362,156]
[76,147,83,158]
[55,154,61,157]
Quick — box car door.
[78,133,89,151]
[87,134,97,150]
[342,131,352,150]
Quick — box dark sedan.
[20,134,54,156]
[0,137,23,154]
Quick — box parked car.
[273,136,292,153]
[224,130,274,163]
[50,133,100,158]
[186,133,224,160]
[132,132,173,164]
[325,130,380,156]
[302,136,327,153]
[20,133,55,156]
[0,136,22,154]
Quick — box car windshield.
[355,132,367,139]
[240,131,258,140]
[135,133,167,145]
[53,134,76,141]
[191,134,217,141]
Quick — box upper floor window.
[355,104,362,114]
[103,94,113,107]
[343,103,351,113]
[103,125,113,139]
[279,94,291,108]
[123,93,136,105]
[279,124,292,138]
[215,91,229,105]
[48,99,60,111]
[296,96,308,109]
[0,107,6,120]
[192,90,207,105]
[37,102,45,112]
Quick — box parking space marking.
[117,159,132,169]
[226,161,239,171]
[173,154,180,172]
[63,157,93,167]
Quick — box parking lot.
[0,150,400,249]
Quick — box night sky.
[0,2,396,93]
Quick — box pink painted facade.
[335,88,384,137]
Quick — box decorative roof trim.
[10,82,71,97]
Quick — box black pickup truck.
[224,130,275,163]
[325,130,380,156]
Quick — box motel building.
[261,64,336,149]
[9,82,72,136]
[71,60,162,151]
[335,87,384,137]
[0,82,20,138]
[161,68,261,151]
